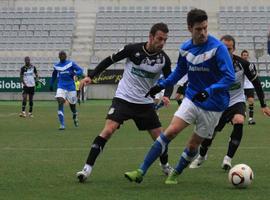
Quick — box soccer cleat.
[59,125,65,130]
[248,118,256,125]
[76,167,91,183]
[124,169,143,183]
[19,112,27,118]
[221,155,232,170]
[189,155,207,169]
[28,113,34,118]
[160,163,173,175]
[165,169,179,185]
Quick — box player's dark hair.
[241,49,249,56]
[187,8,208,27]
[220,34,236,49]
[59,50,67,56]
[150,22,169,36]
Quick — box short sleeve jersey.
[20,65,37,87]
[229,55,257,106]
[111,42,171,104]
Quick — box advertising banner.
[0,77,52,92]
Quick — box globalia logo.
[0,80,22,89]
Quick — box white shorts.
[174,98,223,139]
[55,88,77,104]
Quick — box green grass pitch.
[0,100,269,200]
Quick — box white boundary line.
[0,113,18,117]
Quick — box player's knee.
[149,128,163,139]
[247,98,254,104]
[232,114,244,124]
[101,125,118,139]
[57,97,65,104]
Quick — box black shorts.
[106,97,161,131]
[244,88,254,98]
[22,86,35,95]
[215,102,246,132]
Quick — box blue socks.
[140,133,170,175]
[175,147,198,174]
[58,104,65,127]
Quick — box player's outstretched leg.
[76,136,107,182]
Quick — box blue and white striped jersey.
[158,34,235,111]
[50,60,83,91]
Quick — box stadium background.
[0,0,270,100]
[1,1,270,199]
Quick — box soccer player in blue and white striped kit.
[125,8,235,184]
[50,51,83,130]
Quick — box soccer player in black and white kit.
[76,23,174,182]
[189,35,270,170]
[19,56,39,118]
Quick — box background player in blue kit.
[125,8,235,184]
[49,51,83,130]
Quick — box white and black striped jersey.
[111,42,172,104]
[229,55,257,106]
[20,65,38,87]
[244,75,254,89]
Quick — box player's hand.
[80,77,92,89]
[175,93,184,101]
[192,90,209,102]
[49,85,53,91]
[261,106,270,117]
[145,85,164,98]
[162,96,170,107]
